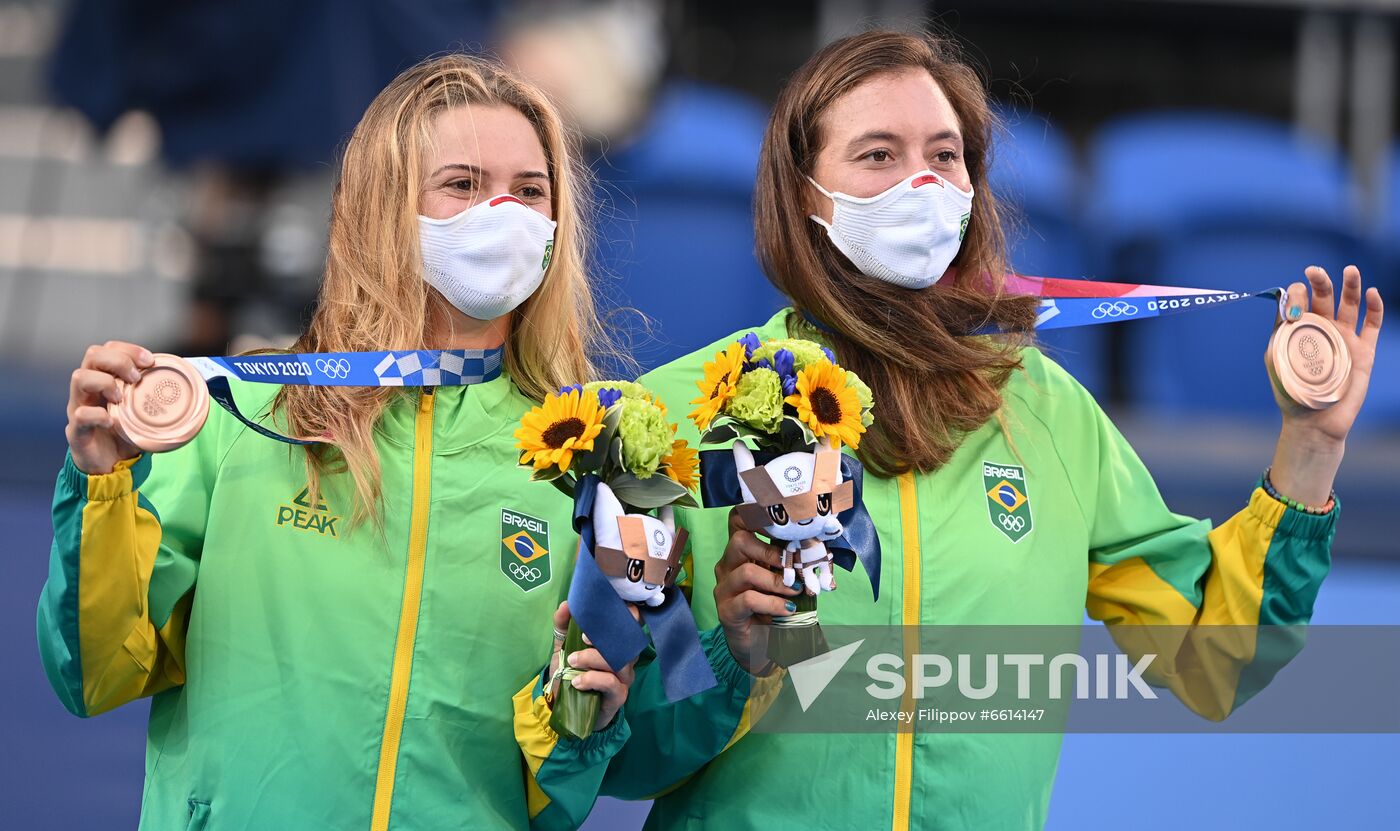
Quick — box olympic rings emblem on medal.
[998,513,1026,532]
[509,561,543,582]
[316,358,352,379]
[1091,301,1139,320]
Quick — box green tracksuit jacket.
[598,308,1337,830]
[36,375,689,830]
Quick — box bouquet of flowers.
[516,382,710,740]
[690,333,878,667]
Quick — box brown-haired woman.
[39,54,662,830]
[607,29,1385,829]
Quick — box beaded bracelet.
[1262,467,1336,515]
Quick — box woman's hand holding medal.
[1269,265,1385,506]
[65,340,152,475]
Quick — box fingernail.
[127,369,142,383]
[1288,305,1302,320]
[566,652,578,667]
[790,581,802,591]
[570,677,584,688]
[138,349,153,365]
[112,386,123,403]
[785,601,797,612]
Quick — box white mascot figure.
[732,437,854,595]
[591,480,687,607]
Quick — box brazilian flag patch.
[501,508,551,593]
[983,461,1033,543]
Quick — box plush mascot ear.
[658,504,676,533]
[732,440,756,504]
[594,480,626,524]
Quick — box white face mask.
[418,195,557,321]
[808,170,973,289]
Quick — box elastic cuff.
[556,708,631,761]
[1275,492,1341,541]
[519,672,632,763]
[61,451,146,502]
[1250,484,1340,541]
[700,626,756,694]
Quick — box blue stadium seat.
[1380,143,1400,289]
[992,111,1106,396]
[1087,111,1374,415]
[590,82,782,376]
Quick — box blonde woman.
[39,55,641,830]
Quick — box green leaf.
[670,490,700,510]
[780,415,817,451]
[606,435,625,478]
[607,471,692,511]
[700,422,739,445]
[702,415,782,449]
[548,473,577,500]
[571,406,620,475]
[531,465,568,482]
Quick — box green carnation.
[725,367,784,434]
[617,397,670,478]
[585,380,650,401]
[752,338,829,371]
[845,370,875,427]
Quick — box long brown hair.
[755,30,1038,478]
[276,54,605,522]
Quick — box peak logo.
[275,488,341,537]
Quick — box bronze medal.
[1267,312,1350,409]
[109,353,210,452]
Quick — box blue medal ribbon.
[1021,287,1284,332]
[186,347,504,445]
[566,473,719,702]
[969,286,1286,335]
[699,448,882,600]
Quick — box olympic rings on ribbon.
[1091,301,1139,320]
[509,561,543,582]
[315,358,352,379]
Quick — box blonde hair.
[276,53,605,523]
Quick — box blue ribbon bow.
[565,474,718,702]
[699,448,882,600]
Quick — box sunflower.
[689,341,747,431]
[661,438,700,491]
[515,388,606,473]
[785,359,866,449]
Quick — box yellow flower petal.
[513,387,609,476]
[786,359,867,450]
[689,342,747,432]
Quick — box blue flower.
[773,349,797,396]
[821,346,837,363]
[558,383,584,397]
[597,387,622,409]
[738,332,762,359]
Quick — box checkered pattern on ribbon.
[372,348,504,386]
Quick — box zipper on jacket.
[370,387,436,831]
[892,472,921,831]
